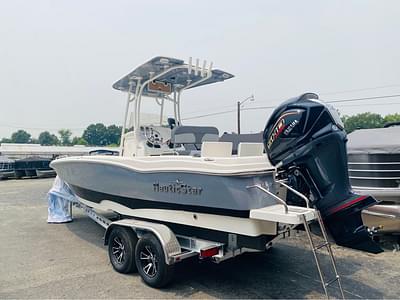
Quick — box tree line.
[1,113,400,146]
[0,123,122,146]
[342,112,400,133]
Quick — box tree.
[342,112,384,134]
[82,123,108,146]
[11,130,31,143]
[58,129,72,146]
[383,113,400,125]
[71,136,88,145]
[0,138,12,144]
[106,124,122,145]
[38,131,59,145]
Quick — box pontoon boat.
[0,156,15,179]
[348,125,400,233]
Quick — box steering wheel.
[143,127,163,148]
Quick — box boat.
[347,124,400,233]
[50,56,382,254]
[15,156,55,178]
[88,149,119,156]
[0,156,15,179]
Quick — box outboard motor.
[263,93,382,253]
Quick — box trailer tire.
[108,226,138,274]
[135,233,175,288]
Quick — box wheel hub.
[112,236,126,264]
[140,245,158,278]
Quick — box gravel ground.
[0,178,399,299]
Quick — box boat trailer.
[66,190,345,299]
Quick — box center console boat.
[50,56,382,293]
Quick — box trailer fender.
[104,219,181,265]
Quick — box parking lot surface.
[0,178,399,299]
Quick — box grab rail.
[246,184,289,214]
[277,180,311,208]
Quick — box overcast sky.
[1,0,400,139]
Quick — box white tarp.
[47,176,78,223]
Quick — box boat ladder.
[248,183,345,299]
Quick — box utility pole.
[237,95,255,134]
[237,101,241,134]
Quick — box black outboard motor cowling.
[264,93,382,253]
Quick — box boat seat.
[171,126,219,153]
[173,133,196,144]
[219,132,263,154]
[237,142,264,157]
[201,142,233,158]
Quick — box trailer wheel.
[135,234,175,288]
[108,226,138,274]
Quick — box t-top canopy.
[112,56,234,98]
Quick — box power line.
[320,84,400,96]
[182,109,237,121]
[336,102,400,108]
[328,94,400,103]
[4,93,400,127]
[183,86,400,119]
[184,85,400,116]
[184,103,239,115]
[182,93,400,120]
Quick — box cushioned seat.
[237,143,264,157]
[201,142,233,158]
[170,126,219,154]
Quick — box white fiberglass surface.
[56,154,275,174]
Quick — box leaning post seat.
[170,126,219,154]
[219,132,263,155]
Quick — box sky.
[1,0,400,139]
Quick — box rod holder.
[201,60,207,77]
[195,58,199,76]
[188,57,192,74]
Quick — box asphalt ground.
[0,178,399,299]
